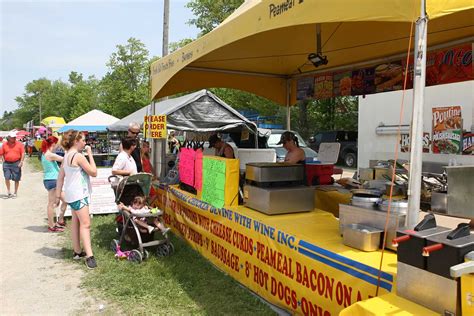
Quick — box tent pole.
[286,79,291,130]
[254,125,258,148]
[152,0,170,180]
[407,0,427,229]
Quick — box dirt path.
[0,158,104,315]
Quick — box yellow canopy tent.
[150,0,473,106]
[41,116,67,133]
[41,116,66,126]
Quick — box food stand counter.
[152,184,398,315]
[339,293,438,316]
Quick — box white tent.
[58,110,119,133]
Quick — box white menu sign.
[64,168,117,216]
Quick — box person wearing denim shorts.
[41,136,67,232]
[0,131,25,199]
[55,130,97,269]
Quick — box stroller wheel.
[156,244,170,257]
[142,249,149,260]
[167,242,175,255]
[111,239,119,253]
[128,249,142,264]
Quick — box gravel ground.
[0,159,109,315]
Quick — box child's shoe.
[147,225,155,234]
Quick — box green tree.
[291,97,358,139]
[101,37,150,118]
[169,38,193,53]
[67,72,101,120]
[210,88,284,123]
[0,111,15,130]
[41,79,72,120]
[186,0,244,35]
[14,78,52,125]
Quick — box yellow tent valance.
[150,0,473,105]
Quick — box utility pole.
[152,0,170,180]
[39,93,43,123]
[163,0,169,57]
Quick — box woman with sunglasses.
[277,131,306,164]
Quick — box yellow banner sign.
[153,186,396,315]
[144,115,167,139]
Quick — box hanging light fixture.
[307,52,328,67]
[308,24,328,68]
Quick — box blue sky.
[0,0,199,114]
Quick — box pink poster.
[194,149,203,190]
[179,148,196,186]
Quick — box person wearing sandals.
[41,136,67,232]
[55,130,98,269]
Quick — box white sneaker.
[147,225,155,234]
[11,193,17,199]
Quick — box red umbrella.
[15,130,30,139]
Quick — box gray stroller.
[108,173,174,263]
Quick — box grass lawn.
[61,214,276,315]
[27,154,43,172]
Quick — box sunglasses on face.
[128,130,140,135]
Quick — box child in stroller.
[110,173,174,262]
[118,195,170,235]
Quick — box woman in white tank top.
[55,130,98,269]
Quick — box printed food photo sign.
[314,73,333,99]
[400,133,431,153]
[296,77,314,101]
[462,132,474,155]
[333,71,352,96]
[375,62,403,92]
[426,44,473,86]
[432,106,462,154]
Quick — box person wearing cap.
[168,131,180,154]
[124,122,143,172]
[0,131,25,198]
[277,131,305,164]
[208,134,235,159]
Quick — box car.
[264,129,318,162]
[308,131,358,167]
